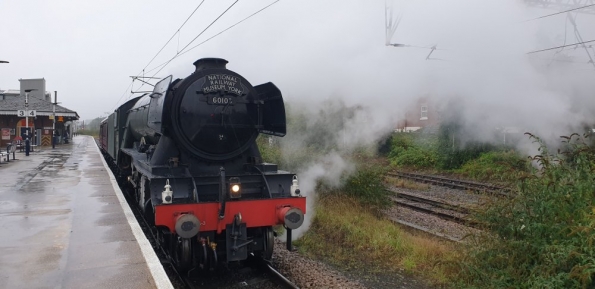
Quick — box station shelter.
[0,89,79,148]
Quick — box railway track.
[125,185,299,289]
[265,263,300,289]
[389,190,478,227]
[183,261,299,289]
[387,171,511,197]
[384,172,498,241]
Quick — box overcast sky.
[1,0,594,127]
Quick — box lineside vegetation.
[260,104,595,287]
[456,134,595,288]
[294,167,460,286]
[77,129,99,138]
[78,116,103,138]
[259,130,459,286]
[387,124,530,183]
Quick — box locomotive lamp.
[290,175,301,197]
[229,177,241,199]
[162,179,173,204]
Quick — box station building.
[395,96,441,132]
[0,78,79,148]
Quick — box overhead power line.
[523,0,595,15]
[145,0,281,75]
[113,1,206,110]
[529,56,595,64]
[523,3,595,22]
[112,81,135,111]
[146,0,240,80]
[118,0,282,107]
[141,1,206,72]
[527,39,595,54]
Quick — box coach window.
[420,105,428,120]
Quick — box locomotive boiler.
[99,58,305,271]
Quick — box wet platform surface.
[0,136,170,289]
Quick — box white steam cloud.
[168,0,595,240]
[288,152,354,239]
[272,0,595,240]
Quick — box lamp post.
[24,89,36,134]
[24,89,36,156]
[52,91,57,149]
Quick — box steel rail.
[387,172,511,197]
[264,262,300,289]
[125,181,299,289]
[107,148,298,289]
[393,190,472,214]
[388,217,463,242]
[391,197,472,226]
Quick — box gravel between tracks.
[272,240,430,289]
[386,183,485,241]
[272,240,367,289]
[388,183,493,208]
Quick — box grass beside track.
[295,193,460,286]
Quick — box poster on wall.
[1,128,10,140]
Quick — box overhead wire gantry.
[385,1,442,60]
[523,0,595,69]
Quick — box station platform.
[0,136,172,289]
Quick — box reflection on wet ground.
[0,136,157,289]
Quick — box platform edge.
[92,137,174,289]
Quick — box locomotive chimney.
[193,58,228,71]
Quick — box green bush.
[435,141,494,170]
[458,150,529,182]
[388,127,517,173]
[457,134,595,288]
[390,133,416,151]
[435,123,496,170]
[389,133,437,169]
[342,167,391,209]
[77,129,99,138]
[257,135,282,164]
[390,146,437,168]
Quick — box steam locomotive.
[99,58,306,271]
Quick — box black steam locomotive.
[99,58,305,271]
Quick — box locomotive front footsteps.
[99,58,306,272]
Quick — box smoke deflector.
[255,82,287,137]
